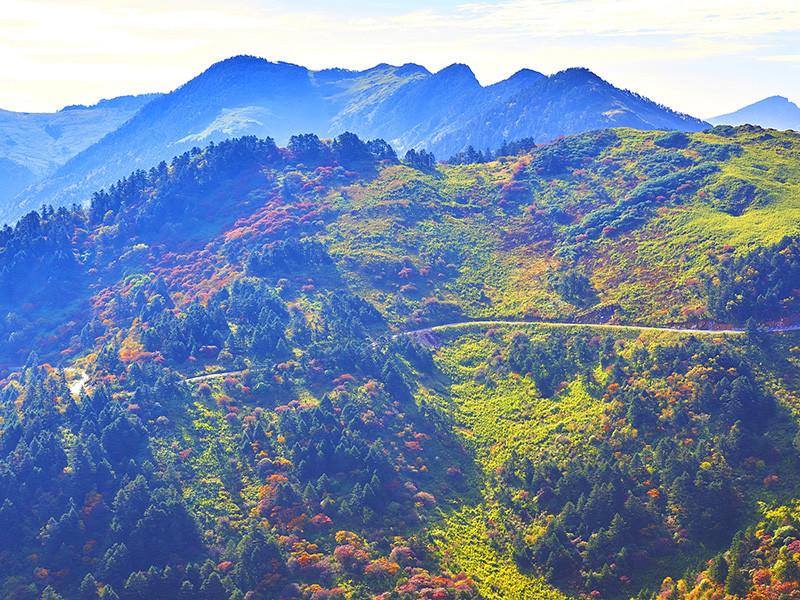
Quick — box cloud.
[452,0,800,38]
[761,54,800,62]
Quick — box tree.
[724,562,750,597]
[98,586,120,600]
[79,574,99,600]
[404,149,436,169]
[101,543,132,584]
[234,526,284,592]
[332,132,371,165]
[41,587,64,600]
[708,554,728,584]
[200,572,227,600]
[288,133,329,164]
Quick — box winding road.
[398,319,800,339]
[184,365,271,383]
[182,319,800,383]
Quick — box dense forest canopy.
[3,125,800,600]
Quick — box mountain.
[2,57,406,222]
[708,95,800,130]
[0,94,159,206]
[3,126,800,600]
[328,63,546,153]
[429,67,709,155]
[1,56,709,224]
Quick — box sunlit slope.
[5,126,800,366]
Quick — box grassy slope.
[16,126,800,366]
[321,127,800,330]
[96,126,800,599]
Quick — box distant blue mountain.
[708,96,800,131]
[429,67,708,156]
[0,94,158,209]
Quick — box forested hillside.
[3,126,800,600]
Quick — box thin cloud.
[761,54,800,62]
[453,0,800,38]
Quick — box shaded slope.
[320,62,433,134]
[0,94,157,204]
[5,57,330,221]
[431,68,709,155]
[334,64,545,152]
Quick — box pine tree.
[79,574,99,600]
[708,554,729,585]
[724,562,749,597]
[200,572,227,600]
[41,586,64,600]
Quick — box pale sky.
[2,0,800,118]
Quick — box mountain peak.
[206,54,270,71]
[435,63,478,81]
[760,95,789,103]
[358,62,430,77]
[709,95,800,130]
[199,55,308,79]
[509,67,544,80]
[397,63,431,77]
[551,67,605,86]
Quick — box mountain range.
[0,55,710,224]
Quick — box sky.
[1,0,800,118]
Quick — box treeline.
[288,132,397,167]
[444,131,610,167]
[88,133,398,236]
[445,137,543,165]
[0,131,401,276]
[0,131,401,365]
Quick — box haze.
[2,0,800,118]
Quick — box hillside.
[2,56,709,224]
[0,94,158,210]
[3,127,800,600]
[709,95,800,131]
